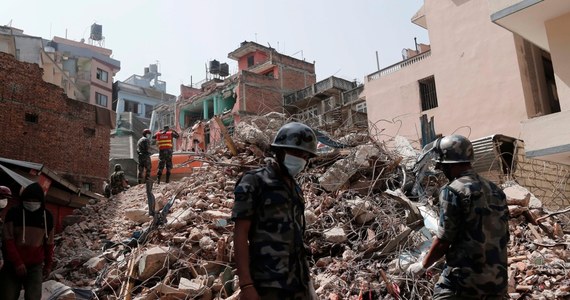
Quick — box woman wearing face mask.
[0,182,55,300]
[232,122,318,300]
[0,185,13,272]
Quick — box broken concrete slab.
[503,182,542,209]
[136,246,176,281]
[323,227,347,243]
[124,208,151,224]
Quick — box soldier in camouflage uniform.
[109,164,129,195]
[137,129,153,184]
[232,122,317,300]
[408,135,509,299]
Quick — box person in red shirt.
[152,125,179,184]
[0,185,13,271]
[0,182,55,300]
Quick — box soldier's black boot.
[165,173,170,183]
[157,174,161,184]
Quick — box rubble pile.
[49,117,569,300]
[503,184,570,299]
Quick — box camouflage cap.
[271,122,317,157]
[435,134,474,163]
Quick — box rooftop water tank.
[149,64,158,73]
[90,23,103,41]
[209,60,220,74]
[220,63,229,77]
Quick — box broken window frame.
[299,106,318,121]
[355,102,367,113]
[419,76,438,111]
[323,97,336,112]
[95,92,108,107]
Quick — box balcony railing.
[284,76,357,106]
[366,50,431,82]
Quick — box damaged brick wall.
[0,52,109,192]
[236,66,316,116]
[513,141,570,209]
[274,54,316,91]
[238,71,286,114]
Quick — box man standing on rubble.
[153,125,179,184]
[0,182,55,300]
[407,135,509,299]
[232,122,317,300]
[137,128,153,184]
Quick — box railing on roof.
[366,50,431,82]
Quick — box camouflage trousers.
[157,149,173,176]
[138,154,151,183]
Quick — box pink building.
[363,0,569,166]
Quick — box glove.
[407,261,427,277]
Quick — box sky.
[2,1,429,95]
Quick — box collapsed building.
[149,41,369,155]
[44,114,570,300]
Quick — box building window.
[25,113,38,123]
[419,76,438,111]
[162,113,173,127]
[145,104,153,118]
[299,106,318,120]
[355,102,367,113]
[324,97,336,112]
[96,92,108,107]
[96,68,108,82]
[247,55,254,67]
[124,100,140,114]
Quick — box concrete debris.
[136,246,177,281]
[124,208,151,224]
[41,113,570,300]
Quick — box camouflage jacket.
[137,136,151,156]
[110,171,126,193]
[232,161,310,291]
[436,169,509,297]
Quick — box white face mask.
[23,201,41,212]
[0,198,7,209]
[283,154,307,176]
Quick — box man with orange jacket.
[152,125,179,184]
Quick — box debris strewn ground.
[48,115,570,300]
